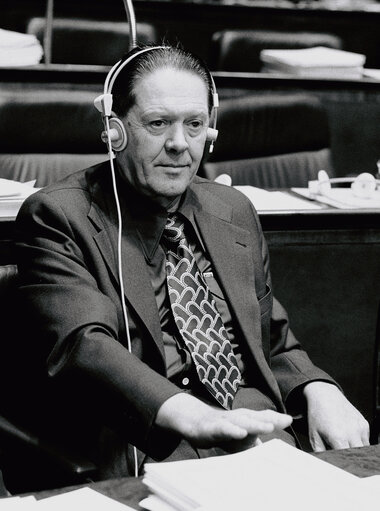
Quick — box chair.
[26,18,158,65]
[0,265,98,493]
[202,93,334,188]
[210,29,343,73]
[0,88,108,187]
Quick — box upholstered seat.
[210,29,343,72]
[0,89,108,187]
[203,93,334,188]
[27,18,158,65]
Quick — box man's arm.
[250,201,369,450]
[15,190,183,458]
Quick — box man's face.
[117,67,210,207]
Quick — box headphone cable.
[104,115,139,478]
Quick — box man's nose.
[164,124,189,153]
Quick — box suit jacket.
[14,162,333,475]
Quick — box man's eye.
[187,120,204,134]
[150,120,166,128]
[189,120,202,128]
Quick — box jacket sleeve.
[14,190,182,459]
[252,203,337,406]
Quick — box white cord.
[104,116,139,478]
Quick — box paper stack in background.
[260,46,366,78]
[0,178,39,218]
[141,439,380,511]
[0,28,43,67]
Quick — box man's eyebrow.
[140,109,208,119]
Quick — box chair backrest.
[203,93,334,188]
[210,29,343,72]
[0,89,108,187]
[27,18,158,65]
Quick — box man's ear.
[101,117,128,152]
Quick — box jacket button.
[182,377,190,386]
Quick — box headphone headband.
[105,45,168,95]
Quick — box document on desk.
[292,187,380,209]
[36,487,136,510]
[1,488,136,510]
[0,178,40,218]
[140,439,379,511]
[234,185,323,211]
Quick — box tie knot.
[163,214,186,246]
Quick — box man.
[14,45,369,479]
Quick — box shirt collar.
[116,173,202,263]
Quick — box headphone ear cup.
[351,172,376,199]
[206,127,218,143]
[101,117,128,152]
[109,117,128,151]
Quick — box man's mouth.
[157,164,190,168]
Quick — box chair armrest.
[0,415,97,479]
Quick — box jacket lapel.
[88,195,165,362]
[193,190,283,408]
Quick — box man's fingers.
[206,418,248,441]
[257,410,293,429]
[210,410,293,441]
[309,431,327,452]
[229,409,293,432]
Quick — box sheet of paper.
[235,185,322,211]
[36,487,136,510]
[260,46,365,68]
[142,439,379,511]
[0,496,37,509]
[363,68,380,80]
[0,178,37,198]
[292,187,380,209]
[0,28,43,67]
[140,494,185,511]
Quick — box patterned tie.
[162,213,241,409]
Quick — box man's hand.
[303,381,370,452]
[155,393,293,451]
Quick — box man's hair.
[111,44,214,117]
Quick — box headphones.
[94,45,219,154]
[309,170,380,200]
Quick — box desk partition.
[262,209,380,425]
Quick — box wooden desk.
[27,444,380,510]
[261,208,380,425]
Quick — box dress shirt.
[118,179,248,388]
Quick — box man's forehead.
[133,68,209,112]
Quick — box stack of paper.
[260,46,366,78]
[1,488,135,509]
[141,439,380,511]
[0,178,39,218]
[292,186,380,209]
[0,28,43,67]
[235,185,323,211]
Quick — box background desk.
[26,444,380,510]
[261,208,380,427]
